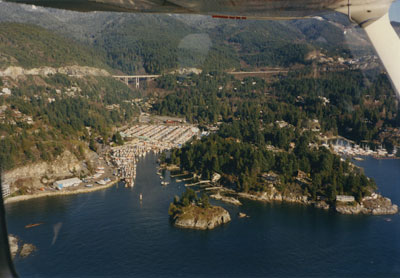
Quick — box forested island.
[169,189,231,230]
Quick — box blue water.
[5,154,400,277]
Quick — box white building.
[53,178,82,189]
[336,195,355,203]
[1,88,11,96]
[2,183,10,198]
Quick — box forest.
[153,69,399,147]
[153,68,399,202]
[0,74,139,170]
[169,132,376,202]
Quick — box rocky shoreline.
[169,166,398,216]
[210,192,242,206]
[4,179,119,205]
[172,205,231,230]
[335,195,398,215]
[229,189,398,215]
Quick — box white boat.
[85,184,93,188]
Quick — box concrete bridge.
[113,75,161,88]
[113,69,287,88]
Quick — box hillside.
[0,23,139,170]
[0,23,110,70]
[0,6,395,170]
[0,2,379,74]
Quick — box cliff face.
[173,205,231,230]
[4,150,90,193]
[0,65,110,79]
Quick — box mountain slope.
[0,23,138,170]
[0,3,378,74]
[0,22,110,70]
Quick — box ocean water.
[5,154,400,277]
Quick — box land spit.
[5,179,119,205]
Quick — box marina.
[322,138,398,158]
[110,124,200,187]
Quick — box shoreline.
[4,179,120,205]
[234,190,398,215]
[168,168,397,215]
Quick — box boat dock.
[110,124,201,186]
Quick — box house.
[1,88,11,96]
[53,178,82,190]
[295,170,312,186]
[212,173,221,183]
[336,195,355,203]
[261,171,280,185]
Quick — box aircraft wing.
[1,0,391,19]
[4,0,400,97]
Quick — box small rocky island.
[8,235,36,259]
[169,189,231,230]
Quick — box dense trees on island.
[169,129,376,202]
[154,69,397,202]
[168,188,211,218]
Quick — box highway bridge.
[113,69,287,88]
[113,75,161,88]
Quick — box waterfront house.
[53,178,82,190]
[295,170,312,186]
[336,195,355,203]
[261,171,280,185]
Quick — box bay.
[5,154,400,277]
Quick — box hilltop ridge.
[0,3,381,74]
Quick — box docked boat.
[161,181,169,186]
